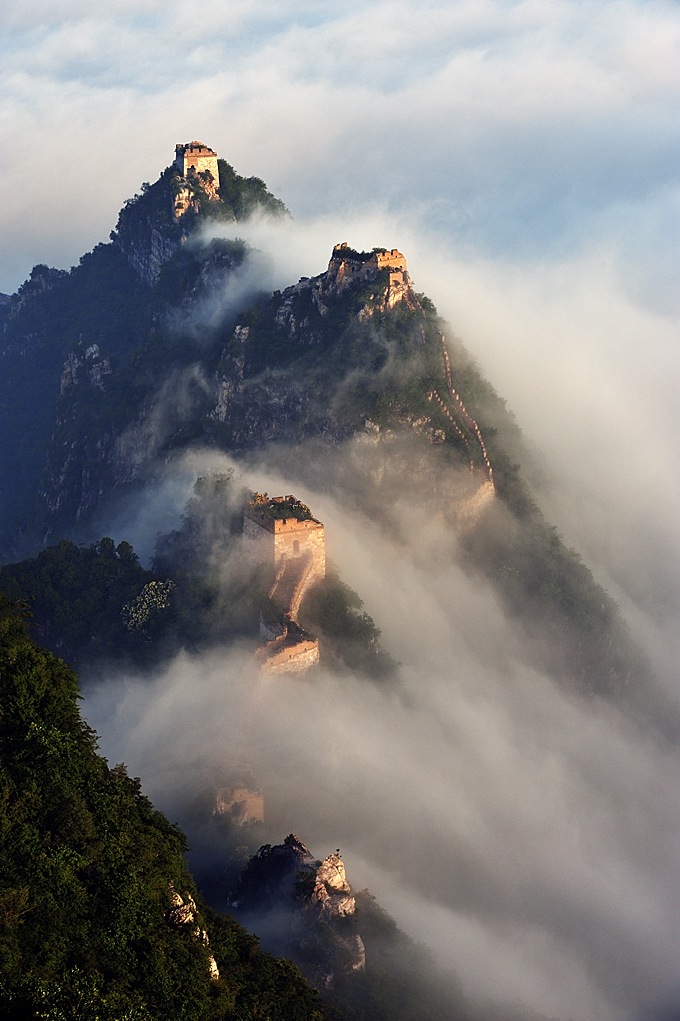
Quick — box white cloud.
[1,0,677,295]
[82,461,680,1020]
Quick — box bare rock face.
[60,343,112,394]
[231,835,366,988]
[293,844,367,985]
[123,223,181,286]
[300,852,356,921]
[165,884,220,981]
[113,144,227,285]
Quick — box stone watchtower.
[243,495,325,674]
[174,141,219,184]
[243,495,325,598]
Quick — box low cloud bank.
[76,195,680,1017]
[82,443,680,1021]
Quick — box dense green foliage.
[0,496,262,672]
[300,571,398,681]
[0,538,156,668]
[216,160,288,220]
[0,597,328,1020]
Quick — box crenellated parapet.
[172,141,221,221]
[325,242,417,313]
[243,494,325,585]
[327,242,406,287]
[243,494,325,674]
[174,140,219,184]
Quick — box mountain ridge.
[0,138,669,1021]
[0,144,652,701]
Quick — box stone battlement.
[244,494,325,675]
[374,248,407,271]
[247,512,323,535]
[244,494,323,534]
[174,141,219,184]
[330,242,407,276]
[326,243,413,311]
[244,495,325,581]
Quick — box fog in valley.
[78,179,680,1021]
[3,1,679,1018]
[81,362,680,1021]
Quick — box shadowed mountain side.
[228,835,478,1021]
[0,596,329,1021]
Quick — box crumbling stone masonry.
[243,495,325,675]
[174,141,219,183]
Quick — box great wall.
[428,333,495,488]
[175,141,220,182]
[172,140,221,221]
[243,494,326,675]
[327,242,418,312]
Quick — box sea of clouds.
[82,442,680,1021]
[4,2,680,1018]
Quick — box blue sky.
[1,0,678,303]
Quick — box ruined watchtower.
[175,141,220,185]
[243,494,325,596]
[326,243,414,311]
[244,495,325,674]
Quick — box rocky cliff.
[0,148,647,700]
[111,146,286,287]
[0,149,289,553]
[32,230,496,543]
[111,166,222,286]
[231,835,365,988]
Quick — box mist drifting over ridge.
[70,172,680,1021]
[3,1,679,1018]
[82,421,680,1021]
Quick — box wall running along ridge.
[243,497,325,674]
[428,333,495,487]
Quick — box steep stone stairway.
[428,332,494,487]
[269,553,315,622]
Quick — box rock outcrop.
[165,883,220,981]
[231,835,366,988]
[112,143,225,286]
[60,343,112,393]
[118,219,183,287]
